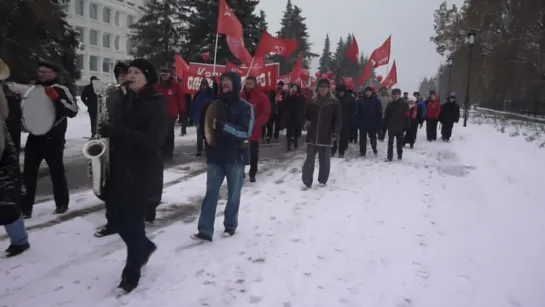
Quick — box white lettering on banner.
[241,71,272,88]
[187,76,213,91]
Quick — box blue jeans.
[197,164,245,238]
[4,217,29,246]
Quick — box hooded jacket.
[199,71,255,165]
[240,86,271,142]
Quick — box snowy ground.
[20,98,196,164]
[1,119,545,307]
[473,110,545,148]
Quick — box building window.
[114,11,120,26]
[89,3,98,20]
[76,54,84,70]
[126,38,133,53]
[103,33,111,48]
[75,0,84,16]
[90,56,99,71]
[103,58,112,72]
[103,7,111,23]
[127,15,134,27]
[75,26,84,43]
[114,36,120,50]
[89,29,98,45]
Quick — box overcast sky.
[257,0,464,91]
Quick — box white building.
[62,0,146,87]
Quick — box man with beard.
[439,93,460,142]
[302,78,342,188]
[240,76,270,183]
[356,86,382,156]
[192,71,254,241]
[377,87,392,141]
[81,76,99,136]
[155,67,185,161]
[17,61,78,218]
[384,88,409,162]
[331,84,356,158]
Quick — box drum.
[21,85,56,135]
[203,101,226,146]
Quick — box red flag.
[217,0,243,38]
[381,60,398,88]
[370,36,391,68]
[255,31,298,58]
[356,60,373,89]
[175,54,189,79]
[226,35,253,67]
[346,35,359,64]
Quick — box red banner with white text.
[182,62,279,94]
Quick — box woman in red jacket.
[425,92,441,141]
[240,76,271,182]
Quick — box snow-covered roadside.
[472,111,545,148]
[2,123,545,306]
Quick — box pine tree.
[318,34,332,73]
[0,0,79,84]
[332,37,345,72]
[257,10,268,35]
[130,0,190,68]
[185,0,262,65]
[272,1,317,74]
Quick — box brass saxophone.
[82,80,121,200]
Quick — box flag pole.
[212,33,219,75]
[240,56,257,92]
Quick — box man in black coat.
[331,84,356,158]
[384,88,410,162]
[302,79,342,188]
[81,76,99,136]
[356,86,382,156]
[439,93,460,142]
[98,59,169,294]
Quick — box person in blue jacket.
[191,78,217,156]
[356,86,382,156]
[413,91,427,127]
[191,71,255,242]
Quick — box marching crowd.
[0,58,460,295]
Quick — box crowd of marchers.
[0,59,460,296]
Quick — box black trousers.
[441,121,454,140]
[426,119,438,141]
[331,128,350,156]
[89,110,97,137]
[378,118,387,141]
[285,121,300,149]
[405,120,419,146]
[196,126,204,153]
[21,136,69,214]
[387,131,404,160]
[113,208,154,285]
[179,112,188,135]
[359,127,377,155]
[163,118,176,158]
[249,141,259,177]
[6,121,21,156]
[265,113,281,140]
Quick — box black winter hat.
[317,78,330,87]
[129,58,158,85]
[38,61,60,73]
[364,86,373,92]
[114,62,129,81]
[391,88,402,95]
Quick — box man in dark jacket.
[439,93,460,142]
[81,76,99,136]
[1,85,22,155]
[302,79,342,188]
[265,81,285,142]
[356,86,382,156]
[20,61,78,218]
[192,71,254,242]
[384,88,409,162]
[331,84,356,157]
[98,59,169,294]
[191,78,216,156]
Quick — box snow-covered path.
[1,124,544,307]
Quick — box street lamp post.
[447,56,453,96]
[463,30,476,127]
[438,68,444,97]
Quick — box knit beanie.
[128,59,158,85]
